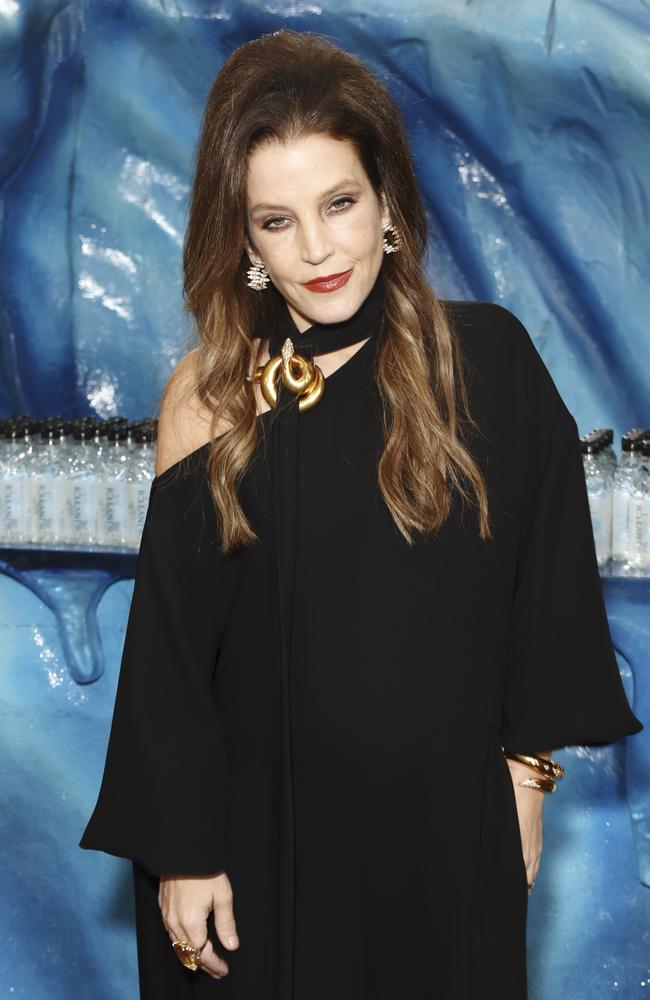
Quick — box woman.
[79,29,643,999]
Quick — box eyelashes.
[261,196,356,232]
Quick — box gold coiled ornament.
[248,337,325,412]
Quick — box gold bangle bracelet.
[501,747,565,781]
[518,775,557,794]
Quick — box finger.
[214,888,240,951]
[174,918,229,978]
[525,858,536,887]
[526,853,542,893]
[197,938,230,979]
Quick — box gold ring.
[171,937,206,972]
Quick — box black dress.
[79,275,643,1000]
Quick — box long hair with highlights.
[178,28,493,554]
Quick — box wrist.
[507,760,547,790]
[506,758,542,778]
[501,747,564,795]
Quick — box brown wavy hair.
[179,28,493,554]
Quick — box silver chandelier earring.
[382,221,402,254]
[246,257,270,291]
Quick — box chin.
[298,283,368,326]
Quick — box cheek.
[255,233,290,270]
[332,208,382,254]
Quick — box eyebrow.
[249,178,362,215]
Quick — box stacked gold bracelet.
[501,747,565,794]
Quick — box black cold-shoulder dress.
[79,276,643,1000]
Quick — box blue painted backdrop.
[0,2,648,997]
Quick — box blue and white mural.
[0,2,648,997]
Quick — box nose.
[299,215,334,267]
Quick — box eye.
[329,196,355,213]
[260,196,357,232]
[262,216,288,231]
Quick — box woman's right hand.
[158,870,240,980]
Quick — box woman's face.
[244,133,390,333]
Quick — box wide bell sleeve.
[79,456,244,877]
[499,310,644,755]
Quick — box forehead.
[245,134,366,206]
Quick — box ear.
[243,232,261,266]
[379,191,391,229]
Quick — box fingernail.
[227,936,239,948]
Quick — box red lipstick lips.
[301,268,353,293]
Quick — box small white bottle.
[1,422,29,544]
[587,427,617,473]
[581,434,612,572]
[21,419,43,543]
[65,423,99,548]
[611,431,644,575]
[628,438,650,576]
[96,423,130,548]
[125,424,156,547]
[31,425,67,546]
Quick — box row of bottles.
[1,412,648,572]
[582,427,650,576]
[0,415,157,551]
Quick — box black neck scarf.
[266,268,385,997]
[268,267,385,359]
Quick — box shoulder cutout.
[152,440,213,487]
[155,349,231,478]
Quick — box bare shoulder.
[155,348,231,477]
